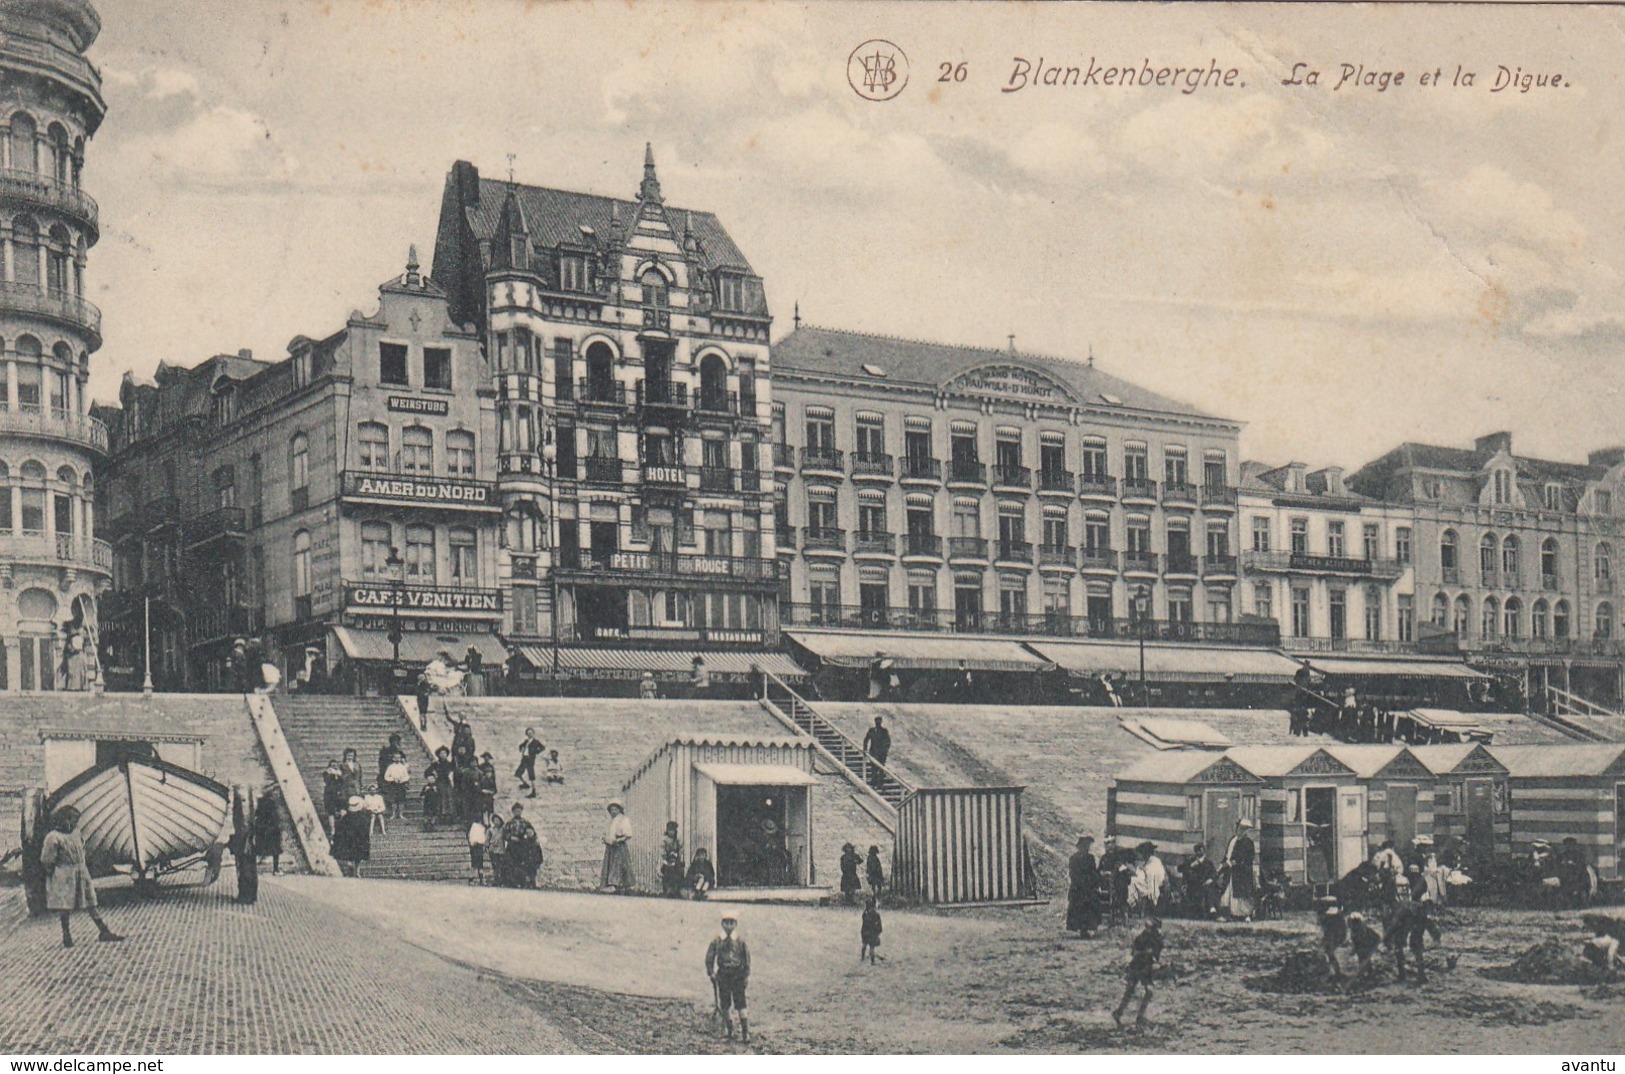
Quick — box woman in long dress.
[1065,835,1102,937]
[601,800,634,893]
[1221,819,1258,921]
[41,807,124,947]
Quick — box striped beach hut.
[1108,750,1264,865]
[892,787,1033,905]
[1322,745,1440,858]
[1410,744,1512,861]
[1224,746,1369,887]
[1490,744,1625,879]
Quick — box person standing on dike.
[40,807,124,948]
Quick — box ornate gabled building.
[0,0,106,691]
[1348,431,1625,706]
[431,148,779,688]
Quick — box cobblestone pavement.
[0,872,576,1054]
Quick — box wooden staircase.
[758,673,912,823]
[1539,687,1621,743]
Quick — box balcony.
[1121,477,1158,503]
[140,496,181,531]
[853,530,896,556]
[994,539,1033,565]
[640,463,688,489]
[1037,469,1074,495]
[992,463,1032,492]
[1038,543,1076,568]
[1078,474,1118,500]
[1122,550,1160,574]
[1242,550,1406,581]
[188,603,263,648]
[1201,485,1238,509]
[1443,566,1461,584]
[799,447,844,476]
[1162,481,1199,506]
[576,378,629,410]
[0,168,99,238]
[0,531,111,574]
[777,602,1280,645]
[339,471,499,512]
[948,536,989,561]
[1542,574,1560,591]
[0,405,108,454]
[901,533,943,558]
[1165,552,1199,576]
[695,391,740,421]
[776,525,797,550]
[698,467,737,493]
[1429,632,1625,659]
[850,452,894,481]
[947,459,987,486]
[183,507,248,550]
[739,470,763,494]
[1481,570,1502,589]
[772,443,794,470]
[582,457,626,484]
[803,526,847,554]
[1079,548,1118,572]
[563,549,779,583]
[899,456,942,483]
[1203,553,1239,577]
[0,282,101,348]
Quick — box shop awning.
[784,631,1051,672]
[692,762,819,787]
[1304,657,1487,680]
[511,646,808,682]
[332,627,509,666]
[1029,641,1301,684]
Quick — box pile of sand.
[1485,939,1598,985]
[1247,949,1346,994]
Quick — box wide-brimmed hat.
[842,841,856,850]
[347,795,363,809]
[1077,835,1095,847]
[1136,841,1156,854]
[607,799,625,811]
[1236,819,1254,829]
[480,751,493,760]
[721,910,739,923]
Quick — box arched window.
[1481,596,1499,638]
[1440,529,1458,573]
[1479,533,1497,578]
[46,223,70,292]
[292,529,311,597]
[47,123,68,184]
[1597,601,1615,641]
[357,422,389,471]
[1453,595,1471,637]
[288,432,309,508]
[1431,592,1449,626]
[585,341,615,401]
[1532,599,1550,639]
[10,112,36,173]
[56,464,75,486]
[640,269,668,309]
[1503,596,1521,639]
[1555,599,1571,638]
[405,523,435,581]
[699,353,728,413]
[1501,535,1520,580]
[1597,542,1613,583]
[401,426,433,474]
[19,458,45,531]
[12,214,39,287]
[447,430,475,476]
[1541,537,1559,581]
[360,520,392,577]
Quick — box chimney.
[237,348,252,361]
[1474,431,1513,458]
[451,160,481,208]
[1588,447,1625,469]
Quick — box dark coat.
[1066,849,1102,933]
[862,725,892,762]
[253,795,283,855]
[861,908,883,946]
[840,848,863,894]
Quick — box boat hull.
[45,759,232,877]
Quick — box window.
[806,411,835,454]
[717,273,744,311]
[1184,795,1204,831]
[379,342,408,386]
[1040,438,1065,478]
[1364,585,1381,641]
[213,466,236,509]
[552,338,574,400]
[1206,588,1232,624]
[1042,575,1070,621]
[292,530,311,598]
[289,433,309,510]
[359,422,389,471]
[953,500,980,539]
[1084,513,1110,554]
[1126,517,1151,553]
[1397,594,1414,642]
[1440,529,1458,573]
[1396,527,1412,564]
[16,359,40,410]
[1362,523,1380,561]
[450,527,476,582]
[1290,518,1308,554]
[1597,602,1615,640]
[999,574,1028,622]
[361,521,392,578]
[809,571,840,619]
[858,496,887,537]
[424,347,452,391]
[1492,469,1513,505]
[1502,535,1520,581]
[640,269,668,309]
[1251,517,1271,552]
[1481,596,1499,638]
[1542,538,1559,581]
[904,426,932,463]
[1042,511,1068,551]
[1206,519,1230,557]
[512,586,537,635]
[402,426,433,474]
[1597,490,1614,516]
[1329,589,1346,639]
[1253,582,1273,622]
[1480,533,1497,579]
[1326,521,1345,558]
[1080,437,1108,478]
[1503,598,1522,639]
[559,254,587,293]
[447,430,475,476]
[405,524,435,581]
[1532,599,1549,639]
[1597,543,1613,584]
[856,417,885,461]
[1553,600,1570,638]
[1123,444,1148,482]
[1203,451,1226,490]
[1167,587,1193,623]
[1545,483,1563,511]
[1431,592,1448,626]
[1163,446,1188,486]
[807,494,838,535]
[1291,587,1310,637]
[1453,595,1471,636]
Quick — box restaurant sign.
[349,475,491,504]
[387,396,450,416]
[345,585,503,613]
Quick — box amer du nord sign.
[349,474,491,505]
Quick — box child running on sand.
[861,895,883,964]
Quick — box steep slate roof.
[773,325,1225,422]
[1490,743,1625,778]
[1360,441,1605,483]
[467,178,755,275]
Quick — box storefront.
[508,646,809,698]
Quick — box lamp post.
[1132,585,1151,705]
[141,594,153,698]
[385,544,404,706]
[542,435,561,697]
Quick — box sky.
[79,0,1625,470]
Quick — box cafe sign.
[346,585,502,613]
[349,475,491,505]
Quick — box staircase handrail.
[757,670,911,818]
[247,694,340,877]
[1548,685,1623,720]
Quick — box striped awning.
[1030,641,1301,684]
[511,646,808,682]
[1305,656,1487,680]
[784,631,1051,672]
[332,627,509,667]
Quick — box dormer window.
[1492,469,1513,505]
[717,273,744,312]
[1598,490,1614,516]
[1545,483,1563,511]
[558,253,587,292]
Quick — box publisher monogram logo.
[849,39,908,101]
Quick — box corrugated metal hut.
[1107,750,1264,864]
[1410,743,1512,861]
[621,735,820,893]
[1489,744,1625,879]
[892,786,1033,905]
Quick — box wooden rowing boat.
[45,758,232,877]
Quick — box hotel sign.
[387,396,450,416]
[946,364,1077,403]
[345,584,503,613]
[345,474,492,505]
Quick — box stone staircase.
[271,696,470,881]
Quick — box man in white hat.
[705,910,751,1042]
[601,799,634,893]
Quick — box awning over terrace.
[1304,656,1488,680]
[510,647,809,682]
[1028,641,1302,684]
[784,630,1052,673]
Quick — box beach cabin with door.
[1226,746,1368,888]
[1490,744,1625,880]
[1410,743,1511,863]
[1108,751,1264,867]
[621,735,821,893]
[1323,745,1439,857]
